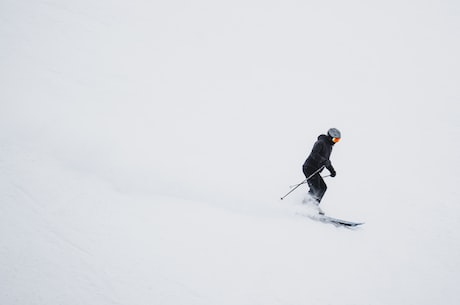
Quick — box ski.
[308,214,364,227]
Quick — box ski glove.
[330,169,336,177]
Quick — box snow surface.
[1,0,460,304]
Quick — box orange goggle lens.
[332,137,341,143]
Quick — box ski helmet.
[327,128,341,139]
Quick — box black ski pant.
[302,166,327,203]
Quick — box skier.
[302,128,341,213]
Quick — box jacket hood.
[318,134,334,145]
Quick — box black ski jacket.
[303,134,336,173]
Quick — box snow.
[1,0,460,304]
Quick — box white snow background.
[1,0,460,304]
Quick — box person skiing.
[302,128,341,213]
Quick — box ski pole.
[289,174,329,187]
[280,166,325,200]
[289,181,307,188]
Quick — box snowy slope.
[1,1,460,305]
[4,143,458,305]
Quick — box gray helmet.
[327,128,341,139]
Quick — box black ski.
[308,214,364,227]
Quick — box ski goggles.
[332,137,341,143]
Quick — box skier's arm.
[325,160,336,177]
[312,141,336,176]
[310,141,327,165]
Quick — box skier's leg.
[306,173,322,202]
[316,176,327,203]
[302,167,325,214]
[306,174,325,214]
